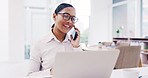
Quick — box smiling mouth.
[64,25,70,28]
[64,24,72,30]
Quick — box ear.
[53,13,57,21]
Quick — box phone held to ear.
[72,31,78,40]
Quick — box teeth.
[65,25,70,28]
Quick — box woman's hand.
[70,27,80,48]
[50,68,53,75]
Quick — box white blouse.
[28,29,81,76]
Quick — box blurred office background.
[0,0,148,76]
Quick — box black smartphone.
[72,31,78,40]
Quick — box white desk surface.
[111,67,148,78]
[25,67,148,78]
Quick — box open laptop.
[53,50,120,78]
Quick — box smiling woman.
[28,3,82,76]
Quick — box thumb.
[70,35,73,41]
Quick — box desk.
[113,37,148,49]
[111,67,148,78]
[113,37,148,43]
[24,75,52,78]
[82,46,115,51]
[141,52,148,64]
[113,37,148,65]
[24,67,148,78]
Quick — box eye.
[71,17,78,23]
[63,14,70,19]
[71,17,75,22]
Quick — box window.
[24,0,50,59]
[113,0,126,4]
[112,4,127,37]
[112,0,140,37]
[70,0,90,43]
[142,0,148,37]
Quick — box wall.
[0,0,8,61]
[9,0,25,62]
[88,0,112,45]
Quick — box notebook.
[53,50,120,78]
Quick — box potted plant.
[116,29,120,37]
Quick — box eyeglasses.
[58,12,78,23]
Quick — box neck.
[52,27,66,42]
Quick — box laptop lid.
[53,50,119,78]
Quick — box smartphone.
[72,31,78,40]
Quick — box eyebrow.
[59,12,76,17]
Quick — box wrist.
[73,44,80,48]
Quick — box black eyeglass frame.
[58,12,78,23]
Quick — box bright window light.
[0,0,8,61]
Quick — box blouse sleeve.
[27,43,51,76]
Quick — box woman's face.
[53,7,76,34]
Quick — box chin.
[63,29,71,34]
[64,31,69,34]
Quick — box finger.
[74,27,78,30]
[70,35,73,40]
[74,29,80,36]
[74,28,80,33]
[72,25,75,28]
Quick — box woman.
[28,3,81,76]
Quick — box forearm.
[27,68,51,76]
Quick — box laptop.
[53,50,120,78]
